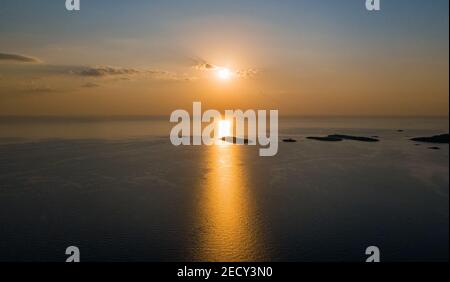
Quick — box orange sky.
[0,0,448,117]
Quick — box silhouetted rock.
[428,146,441,150]
[307,136,343,142]
[307,134,379,142]
[221,136,251,144]
[328,134,379,142]
[411,134,449,144]
[282,138,297,143]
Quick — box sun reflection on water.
[195,144,267,261]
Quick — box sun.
[216,68,233,80]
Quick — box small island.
[307,134,379,142]
[307,136,343,142]
[410,134,449,144]
[282,138,297,143]
[221,136,251,144]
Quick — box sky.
[0,0,448,116]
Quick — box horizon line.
[0,114,448,120]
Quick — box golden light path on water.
[195,141,267,261]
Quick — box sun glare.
[218,120,232,138]
[216,68,232,80]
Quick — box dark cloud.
[0,62,196,87]
[0,53,40,63]
[81,82,100,88]
[195,62,217,71]
[76,66,193,81]
[79,66,142,77]
[192,58,219,71]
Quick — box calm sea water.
[0,117,448,261]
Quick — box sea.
[0,116,448,261]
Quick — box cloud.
[0,53,41,63]
[19,80,56,94]
[194,62,217,71]
[193,59,259,79]
[76,65,194,81]
[0,58,197,90]
[81,82,100,88]
[235,68,259,78]
[78,66,142,77]
[27,86,55,93]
